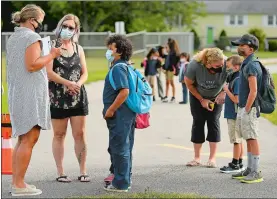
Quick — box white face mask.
[152,56,158,60]
[180,58,186,63]
[163,49,168,55]
[60,28,74,40]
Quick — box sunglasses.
[62,24,75,31]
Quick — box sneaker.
[104,184,128,193]
[10,184,36,194]
[153,96,156,102]
[241,171,264,184]
[220,162,241,174]
[11,186,42,196]
[179,101,186,104]
[232,167,251,179]
[170,97,175,103]
[162,97,168,102]
[104,173,114,184]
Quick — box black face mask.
[32,19,43,34]
[209,67,222,73]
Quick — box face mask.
[180,58,186,63]
[163,49,168,55]
[60,28,74,40]
[106,49,114,62]
[152,56,158,60]
[237,48,246,56]
[209,67,223,73]
[32,19,43,34]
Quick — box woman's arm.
[76,45,88,86]
[25,41,61,72]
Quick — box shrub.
[268,40,277,52]
[215,29,230,50]
[248,28,266,51]
[191,29,200,50]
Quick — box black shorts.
[189,93,223,143]
[50,106,89,119]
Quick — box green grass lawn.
[261,73,277,125]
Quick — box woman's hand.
[66,81,80,95]
[201,99,213,111]
[50,47,62,59]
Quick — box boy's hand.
[223,83,229,92]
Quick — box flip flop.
[206,161,217,168]
[56,175,72,183]
[186,160,201,167]
[78,174,91,182]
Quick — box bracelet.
[200,98,204,103]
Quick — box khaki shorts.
[236,107,259,140]
[146,75,155,86]
[165,71,174,80]
[227,119,242,144]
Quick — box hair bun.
[11,11,21,25]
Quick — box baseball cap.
[231,34,259,50]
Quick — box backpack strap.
[108,63,128,90]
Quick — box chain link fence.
[2,31,194,57]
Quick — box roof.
[200,0,277,14]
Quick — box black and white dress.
[48,42,89,119]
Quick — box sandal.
[56,175,72,183]
[78,174,91,182]
[206,161,217,168]
[186,160,201,167]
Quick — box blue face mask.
[60,28,74,40]
[106,49,114,62]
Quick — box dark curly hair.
[106,34,133,61]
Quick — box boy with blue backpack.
[102,34,152,192]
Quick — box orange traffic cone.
[1,114,13,175]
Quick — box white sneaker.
[11,186,42,197]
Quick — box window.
[237,15,244,25]
[268,15,274,25]
[230,15,236,25]
[267,15,277,26]
[228,15,246,26]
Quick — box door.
[207,26,214,45]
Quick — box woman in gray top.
[184,48,231,168]
[6,4,61,196]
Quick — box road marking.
[157,144,246,159]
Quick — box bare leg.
[193,143,202,162]
[233,143,242,160]
[14,126,40,188]
[209,142,217,162]
[12,139,21,185]
[52,118,69,176]
[170,80,175,97]
[165,79,170,97]
[70,116,87,176]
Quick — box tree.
[248,28,266,51]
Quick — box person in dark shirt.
[231,34,263,184]
[141,48,162,101]
[220,55,244,174]
[162,38,180,103]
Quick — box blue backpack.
[109,63,153,114]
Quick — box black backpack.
[243,57,276,114]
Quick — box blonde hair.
[194,48,224,65]
[11,4,45,26]
[54,14,81,43]
[227,55,243,66]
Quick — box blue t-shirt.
[238,54,262,117]
[102,60,134,116]
[224,72,239,119]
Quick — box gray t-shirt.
[185,59,230,99]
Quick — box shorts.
[227,119,242,144]
[165,71,174,80]
[236,107,259,140]
[146,75,156,86]
[189,93,222,143]
[50,106,89,119]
